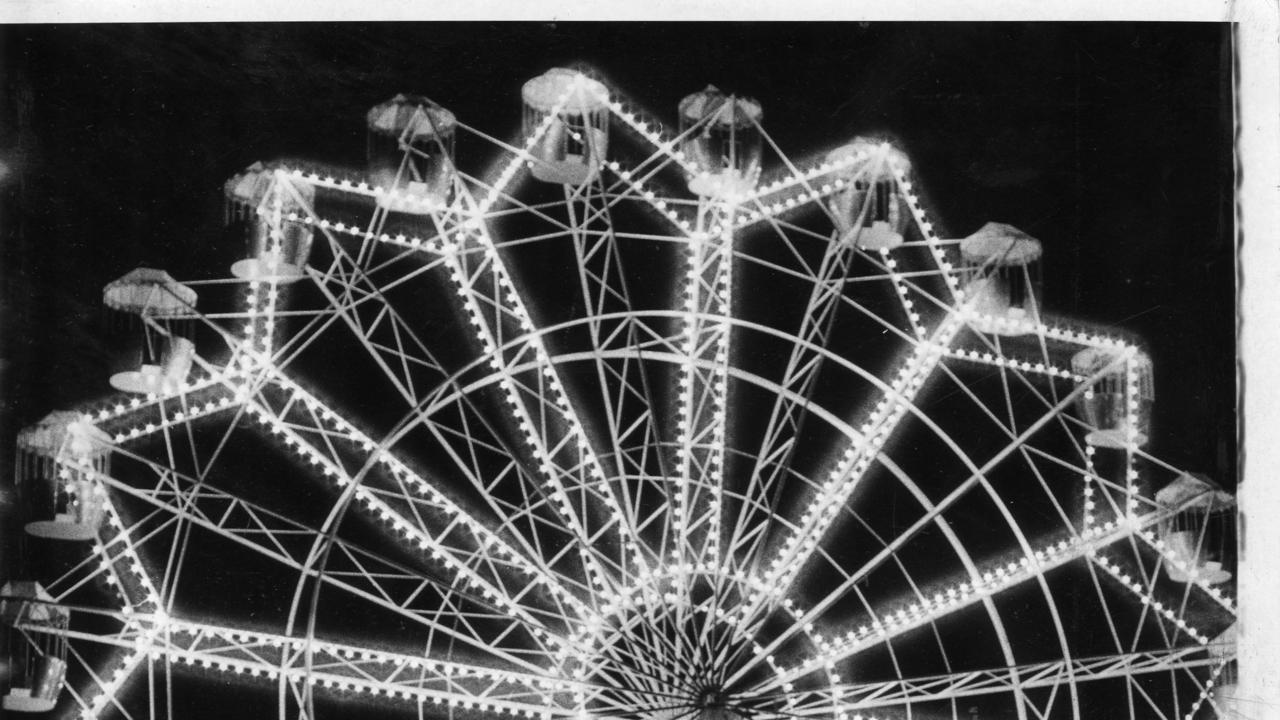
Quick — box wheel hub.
[553,567,840,720]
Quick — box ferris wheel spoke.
[929,360,1077,509]
[741,505,1191,695]
[746,647,1224,715]
[91,379,245,451]
[17,606,594,717]
[233,226,606,620]
[772,332,1129,618]
[945,353,1132,536]
[555,178,676,563]
[301,251,449,407]
[247,374,590,622]
[409,333,935,690]
[410,379,608,601]
[736,313,964,626]
[263,174,468,401]
[727,232,855,573]
[727,437,1173,688]
[92,455,559,670]
[655,201,736,576]
[938,332,1154,523]
[432,176,647,594]
[429,366,622,562]
[932,339,1108,528]
[727,415,1105,691]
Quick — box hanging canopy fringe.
[102,268,198,317]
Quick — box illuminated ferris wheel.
[4,67,1240,720]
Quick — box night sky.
[0,22,1235,719]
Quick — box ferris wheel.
[3,67,1239,720]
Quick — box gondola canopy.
[366,94,457,140]
[678,85,763,129]
[960,222,1043,267]
[1155,472,1235,511]
[17,411,111,460]
[102,268,197,317]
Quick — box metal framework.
[5,69,1237,720]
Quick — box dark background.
[0,22,1235,717]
